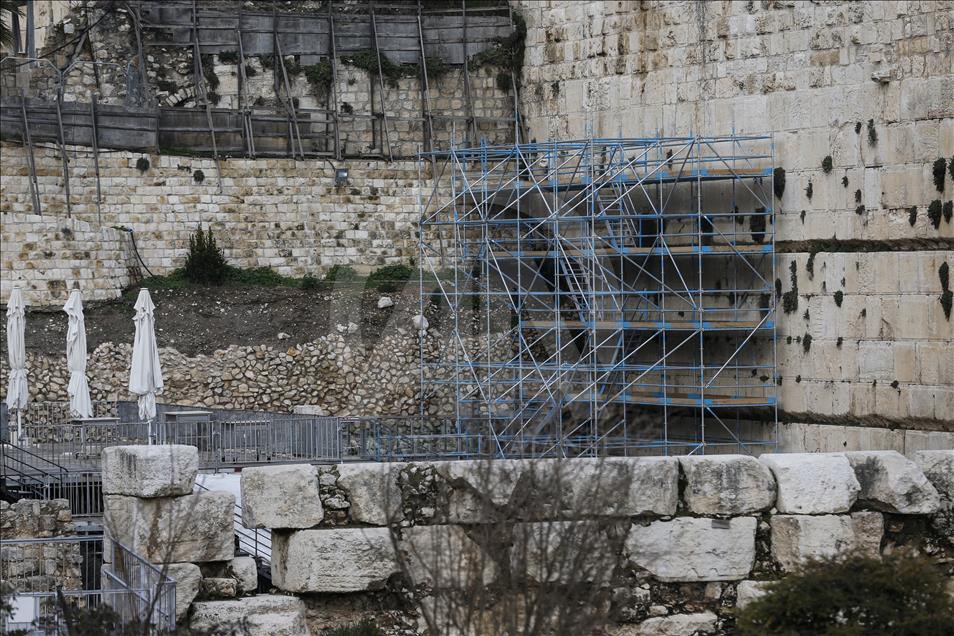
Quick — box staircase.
[0,440,66,503]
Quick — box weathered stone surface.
[189,594,310,636]
[622,611,719,635]
[271,527,398,593]
[166,563,201,624]
[679,455,776,515]
[240,464,323,529]
[229,556,258,594]
[336,462,406,525]
[850,511,884,558]
[102,445,198,498]
[626,517,756,582]
[513,520,622,585]
[760,453,860,514]
[914,450,954,499]
[736,580,771,610]
[201,577,238,599]
[104,492,234,563]
[771,515,856,571]
[400,524,493,588]
[435,459,526,523]
[847,451,941,514]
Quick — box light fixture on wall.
[334,167,349,187]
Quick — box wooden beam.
[19,92,41,215]
[54,89,72,217]
[327,2,341,160]
[191,0,222,192]
[89,95,102,225]
[369,2,393,161]
[461,0,476,146]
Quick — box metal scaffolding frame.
[419,135,779,459]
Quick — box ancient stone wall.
[0,212,138,306]
[514,0,954,432]
[0,142,425,297]
[0,499,83,594]
[142,447,951,633]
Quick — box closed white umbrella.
[6,288,28,442]
[64,289,93,419]
[128,289,163,441]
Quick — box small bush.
[193,169,205,183]
[867,118,878,145]
[183,226,228,285]
[933,158,947,192]
[224,266,291,286]
[927,199,942,229]
[854,189,862,203]
[944,201,953,224]
[908,206,917,226]
[366,264,414,292]
[305,61,333,90]
[325,264,361,284]
[804,180,813,200]
[773,167,785,199]
[135,157,150,173]
[736,553,954,636]
[841,175,848,188]
[218,50,240,64]
[301,275,319,290]
[821,155,833,173]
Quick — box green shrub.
[183,226,228,285]
[301,274,320,290]
[321,619,382,636]
[325,264,361,284]
[366,264,414,292]
[224,265,291,286]
[305,61,333,90]
[933,158,947,192]
[821,155,833,173]
[736,553,954,636]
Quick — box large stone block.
[240,464,323,529]
[679,455,776,515]
[102,445,198,498]
[626,517,756,582]
[846,451,941,514]
[771,514,860,571]
[337,462,406,525]
[914,450,954,499]
[400,524,493,588]
[434,459,526,523]
[104,491,234,563]
[512,520,623,585]
[271,527,398,593]
[166,563,201,624]
[229,556,258,595]
[189,594,310,636]
[759,453,860,513]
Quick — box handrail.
[1,440,66,497]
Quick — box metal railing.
[0,535,175,635]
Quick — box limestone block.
[229,556,258,594]
[240,464,323,529]
[166,563,201,623]
[846,451,941,514]
[189,594,310,636]
[336,462,405,525]
[850,511,883,558]
[104,492,234,563]
[101,445,198,498]
[435,459,527,523]
[759,453,860,513]
[400,524,493,588]
[200,577,238,599]
[679,455,776,515]
[914,450,954,499]
[626,517,756,582]
[736,580,771,610]
[513,520,623,585]
[622,611,718,635]
[271,527,398,593]
[771,515,855,571]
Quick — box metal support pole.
[461,0,476,146]
[89,94,102,225]
[54,88,72,217]
[19,92,41,215]
[191,0,222,191]
[327,2,341,159]
[369,2,393,161]
[416,0,435,158]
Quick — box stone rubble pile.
[2,330,454,416]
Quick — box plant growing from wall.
[218,50,240,64]
[855,204,865,215]
[854,189,862,203]
[933,158,947,192]
[781,260,798,314]
[950,155,954,181]
[305,61,333,91]
[940,262,952,320]
[842,175,849,188]
[821,155,833,173]
[184,226,228,285]
[927,199,942,229]
[749,208,766,243]
[802,332,812,352]
[469,9,526,89]
[136,157,150,173]
[736,554,954,636]
[193,169,205,183]
[804,180,813,200]
[908,206,918,226]
[773,167,786,199]
[944,201,953,224]
[867,119,877,145]
[342,49,413,88]
[833,290,843,307]
[855,121,862,134]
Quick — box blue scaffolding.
[419,135,779,458]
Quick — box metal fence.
[0,535,175,635]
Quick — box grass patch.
[366,264,414,292]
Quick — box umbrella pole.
[17,410,22,443]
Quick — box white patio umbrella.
[64,289,93,419]
[5,287,28,443]
[128,289,163,442]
